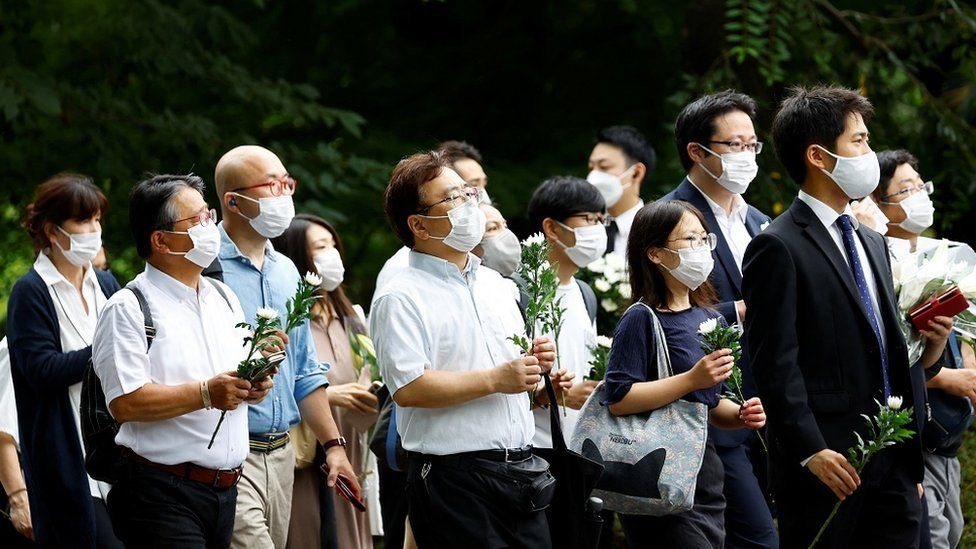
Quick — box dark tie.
[605,220,619,255]
[837,214,890,399]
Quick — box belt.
[249,432,290,454]
[125,452,242,488]
[412,446,533,465]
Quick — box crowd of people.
[0,83,973,549]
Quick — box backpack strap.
[205,278,233,311]
[576,278,598,323]
[126,286,156,350]
[507,273,530,323]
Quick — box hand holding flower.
[246,375,275,404]
[565,379,598,410]
[737,397,766,430]
[208,372,252,411]
[689,349,734,390]
[531,336,557,372]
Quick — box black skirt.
[618,437,726,549]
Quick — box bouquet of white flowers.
[577,253,631,335]
[892,240,976,364]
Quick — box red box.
[908,285,969,331]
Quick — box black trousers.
[406,454,551,549]
[377,463,409,549]
[107,462,237,549]
[775,448,921,548]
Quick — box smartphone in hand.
[320,464,366,512]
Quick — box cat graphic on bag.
[581,438,666,498]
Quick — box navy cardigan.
[6,267,121,548]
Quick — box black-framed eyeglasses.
[879,181,933,202]
[416,187,481,214]
[566,213,611,227]
[708,140,764,154]
[667,233,717,250]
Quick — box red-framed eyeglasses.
[169,208,218,229]
[232,176,297,197]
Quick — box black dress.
[602,304,727,549]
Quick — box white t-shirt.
[532,279,596,448]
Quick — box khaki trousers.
[232,443,296,549]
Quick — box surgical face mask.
[313,248,345,291]
[815,145,880,199]
[892,191,934,234]
[661,246,714,290]
[586,165,634,208]
[555,220,608,267]
[420,199,487,253]
[55,226,102,267]
[163,222,221,268]
[480,228,521,277]
[232,193,295,238]
[697,144,758,194]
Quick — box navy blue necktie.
[605,220,619,255]
[837,214,891,399]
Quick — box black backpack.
[81,281,231,483]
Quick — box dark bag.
[534,370,604,549]
[368,383,408,472]
[922,335,974,453]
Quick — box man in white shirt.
[661,91,776,548]
[93,174,274,548]
[525,176,605,447]
[371,150,557,547]
[585,126,656,258]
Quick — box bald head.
[214,145,287,207]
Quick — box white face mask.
[697,145,758,194]
[480,228,521,277]
[586,165,634,209]
[163,222,221,268]
[55,226,102,267]
[313,248,345,291]
[892,191,934,234]
[420,199,487,253]
[661,246,714,290]
[555,220,608,267]
[232,194,295,238]
[815,145,880,199]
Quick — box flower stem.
[807,499,842,549]
[208,412,226,450]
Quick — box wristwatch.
[322,436,347,451]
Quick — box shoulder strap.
[205,278,233,311]
[634,301,674,379]
[576,279,598,323]
[507,273,530,320]
[126,286,156,350]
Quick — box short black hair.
[437,140,483,167]
[596,126,656,174]
[674,90,757,171]
[129,174,206,259]
[874,149,920,199]
[771,85,874,184]
[527,176,606,233]
[384,151,450,248]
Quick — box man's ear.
[630,162,647,186]
[541,218,561,243]
[686,142,707,164]
[407,214,429,242]
[150,230,169,255]
[807,144,833,174]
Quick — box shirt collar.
[407,249,480,281]
[218,222,276,263]
[144,263,211,302]
[33,251,97,288]
[612,200,644,231]
[687,175,748,223]
[798,190,859,231]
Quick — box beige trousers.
[232,443,296,549]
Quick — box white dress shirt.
[373,246,411,298]
[92,264,249,470]
[370,251,533,455]
[609,200,644,259]
[0,338,17,447]
[33,252,110,499]
[797,191,888,467]
[532,279,596,448]
[689,176,752,272]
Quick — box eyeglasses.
[566,213,611,227]
[708,140,764,154]
[879,181,933,201]
[667,233,717,250]
[416,187,481,214]
[167,208,217,229]
[231,176,297,197]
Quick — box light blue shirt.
[370,250,532,455]
[218,224,330,435]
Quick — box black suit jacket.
[741,198,924,482]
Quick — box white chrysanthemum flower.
[523,233,546,247]
[603,268,621,284]
[601,298,618,313]
[587,257,607,274]
[605,253,626,272]
[304,271,323,287]
[618,282,632,300]
[698,317,719,335]
[256,307,279,320]
[596,335,613,348]
[887,395,903,411]
[594,279,611,293]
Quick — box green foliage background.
[2,0,976,542]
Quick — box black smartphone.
[334,474,366,512]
